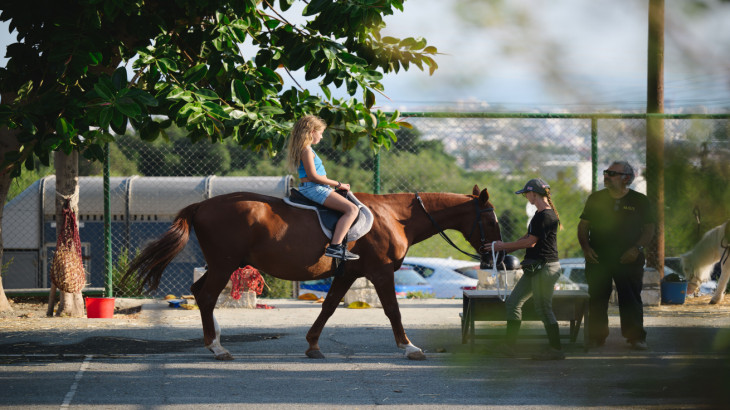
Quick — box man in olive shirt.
[578,161,655,350]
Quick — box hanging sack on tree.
[50,200,86,293]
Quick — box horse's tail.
[123,202,201,292]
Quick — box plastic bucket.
[661,281,688,304]
[85,297,115,318]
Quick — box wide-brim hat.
[515,178,550,195]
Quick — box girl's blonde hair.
[543,188,563,230]
[286,115,327,172]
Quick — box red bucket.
[85,297,115,318]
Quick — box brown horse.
[123,185,501,360]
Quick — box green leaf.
[99,107,114,129]
[179,102,201,116]
[94,82,114,101]
[232,80,250,104]
[194,89,220,101]
[55,117,72,138]
[41,135,62,151]
[337,52,367,66]
[112,67,127,89]
[258,105,285,115]
[157,58,178,73]
[184,64,208,84]
[88,51,103,65]
[257,67,282,84]
[320,84,331,100]
[115,98,142,118]
[364,89,375,109]
[128,89,159,107]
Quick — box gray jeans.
[505,261,562,325]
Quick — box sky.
[1,0,729,113]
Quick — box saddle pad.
[283,189,374,242]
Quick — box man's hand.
[582,246,599,264]
[619,247,640,264]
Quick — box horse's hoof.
[306,349,325,359]
[215,352,235,361]
[710,299,719,305]
[406,350,427,361]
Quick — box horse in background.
[123,185,502,360]
[682,221,730,304]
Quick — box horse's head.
[468,185,503,269]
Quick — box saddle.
[283,188,374,242]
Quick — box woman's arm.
[484,234,538,253]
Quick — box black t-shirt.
[580,189,655,260]
[524,209,559,263]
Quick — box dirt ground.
[0,296,145,331]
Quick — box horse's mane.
[681,221,728,282]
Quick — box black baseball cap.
[515,178,550,195]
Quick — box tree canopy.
[0,0,438,176]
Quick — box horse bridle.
[415,192,501,267]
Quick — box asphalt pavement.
[1,297,729,409]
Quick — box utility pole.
[647,0,665,275]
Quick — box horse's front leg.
[710,263,729,304]
[370,273,426,361]
[305,274,357,359]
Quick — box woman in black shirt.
[483,178,564,360]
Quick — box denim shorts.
[298,182,333,205]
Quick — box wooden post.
[647,0,665,275]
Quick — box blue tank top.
[298,148,326,179]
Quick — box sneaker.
[531,347,565,361]
[324,244,360,261]
[630,340,648,351]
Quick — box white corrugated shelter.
[2,175,293,289]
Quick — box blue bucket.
[661,281,688,304]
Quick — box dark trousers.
[586,260,647,343]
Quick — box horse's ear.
[472,185,480,196]
[479,188,490,204]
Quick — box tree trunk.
[53,150,85,317]
[0,122,20,312]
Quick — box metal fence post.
[103,142,112,297]
[373,150,381,194]
[591,117,598,192]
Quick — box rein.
[415,192,493,262]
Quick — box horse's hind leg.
[305,274,357,359]
[191,263,236,360]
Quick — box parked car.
[299,267,434,299]
[393,266,436,298]
[402,257,480,298]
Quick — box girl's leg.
[322,192,359,245]
[531,262,563,356]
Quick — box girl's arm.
[300,148,341,188]
[484,234,538,253]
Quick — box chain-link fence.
[3,113,729,298]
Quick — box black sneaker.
[324,244,359,261]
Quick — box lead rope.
[490,242,508,302]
